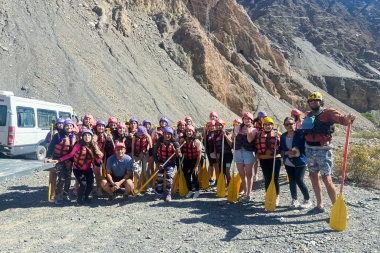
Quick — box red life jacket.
[254,121,263,131]
[214,131,232,154]
[53,134,76,158]
[157,142,176,163]
[96,133,107,151]
[255,131,280,154]
[177,130,185,139]
[182,139,198,160]
[134,135,148,155]
[73,145,93,169]
[235,127,256,152]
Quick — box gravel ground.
[0,166,379,253]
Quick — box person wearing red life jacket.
[174,120,186,142]
[153,126,181,202]
[107,117,118,132]
[203,112,219,185]
[214,119,233,186]
[255,116,282,206]
[252,111,267,182]
[143,119,155,181]
[45,119,79,205]
[132,126,153,191]
[57,129,103,205]
[125,117,139,155]
[180,125,202,198]
[205,120,219,187]
[151,117,170,169]
[290,109,304,130]
[92,120,108,196]
[231,112,258,203]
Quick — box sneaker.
[62,193,70,202]
[84,197,92,204]
[307,206,326,214]
[290,199,300,208]
[154,192,163,201]
[209,179,216,186]
[300,199,313,209]
[276,196,280,206]
[238,195,250,203]
[123,195,129,202]
[186,192,194,198]
[107,195,115,202]
[73,188,79,196]
[166,194,172,202]
[97,188,103,197]
[76,198,84,206]
[193,191,200,199]
[54,196,63,205]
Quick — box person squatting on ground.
[232,112,257,203]
[101,142,134,202]
[180,125,202,198]
[255,116,282,206]
[57,129,103,205]
[214,119,233,186]
[153,126,181,202]
[280,117,312,209]
[303,92,356,213]
[45,119,79,204]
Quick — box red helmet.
[185,125,195,132]
[117,123,126,129]
[185,116,192,122]
[233,118,242,125]
[209,112,218,118]
[177,120,186,126]
[108,117,117,124]
[242,112,254,121]
[291,109,303,117]
[208,120,216,126]
[84,114,93,120]
[215,119,225,126]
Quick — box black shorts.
[107,174,132,184]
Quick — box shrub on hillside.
[334,143,380,189]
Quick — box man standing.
[303,92,355,213]
[101,142,134,202]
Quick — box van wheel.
[35,145,47,161]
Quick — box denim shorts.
[306,147,334,175]
[235,149,255,165]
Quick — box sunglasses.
[284,123,295,126]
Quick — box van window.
[37,109,57,128]
[0,105,6,126]
[59,111,71,119]
[17,107,35,127]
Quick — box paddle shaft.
[271,127,280,174]
[221,133,224,174]
[340,123,351,193]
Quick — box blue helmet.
[257,111,267,118]
[96,120,106,126]
[142,119,151,126]
[56,118,65,124]
[137,126,147,136]
[129,117,138,124]
[159,117,169,125]
[82,129,93,136]
[63,119,75,127]
[163,126,173,135]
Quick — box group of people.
[44,91,355,214]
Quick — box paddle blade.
[235,173,241,195]
[227,171,234,202]
[179,168,188,197]
[133,172,139,191]
[171,171,179,193]
[265,174,277,211]
[101,163,107,178]
[330,193,347,231]
[199,162,210,189]
[217,170,226,197]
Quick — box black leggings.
[260,158,281,195]
[285,165,310,200]
[182,158,200,191]
[73,168,94,200]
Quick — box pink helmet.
[242,112,254,121]
[233,118,242,125]
[185,116,192,122]
[185,125,195,132]
[209,112,218,118]
[117,123,126,129]
[177,120,186,126]
[291,109,303,117]
[84,114,93,120]
[208,120,216,126]
[215,119,225,126]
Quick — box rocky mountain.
[0,0,378,129]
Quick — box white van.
[0,90,76,160]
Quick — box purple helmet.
[96,120,106,126]
[142,119,151,126]
[163,126,173,135]
[257,111,267,118]
[159,117,169,125]
[56,118,65,124]
[129,117,138,124]
[63,119,75,127]
[137,126,147,136]
[82,129,93,136]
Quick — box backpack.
[302,109,335,136]
[302,109,324,130]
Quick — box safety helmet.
[84,114,93,120]
[215,119,225,126]
[63,119,75,127]
[262,117,274,125]
[96,120,106,126]
[142,119,151,126]
[108,117,117,124]
[185,125,195,132]
[117,123,126,129]
[257,111,267,118]
[77,121,83,126]
[291,109,303,117]
[56,118,65,124]
[137,126,147,136]
[129,117,138,124]
[82,129,93,136]
[177,120,186,126]
[233,118,242,125]
[185,116,192,122]
[209,112,218,118]
[159,117,169,124]
[208,120,216,126]
[242,112,254,121]
[308,92,323,102]
[163,126,174,135]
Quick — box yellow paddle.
[228,135,237,203]
[330,123,351,231]
[264,124,280,211]
[217,134,226,197]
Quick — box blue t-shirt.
[106,154,133,178]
